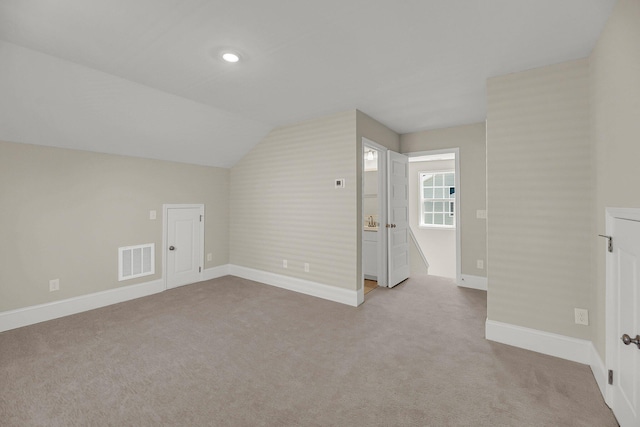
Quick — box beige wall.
[408,159,456,278]
[230,111,359,290]
[400,123,487,278]
[486,59,592,340]
[356,110,401,153]
[0,140,229,312]
[591,0,640,357]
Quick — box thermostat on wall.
[335,178,345,188]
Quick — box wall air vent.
[118,243,154,281]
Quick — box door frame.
[162,203,205,290]
[404,148,461,285]
[362,138,388,290]
[605,207,640,408]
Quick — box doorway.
[605,208,640,427]
[406,149,460,283]
[362,140,386,294]
[163,204,204,289]
[361,139,411,297]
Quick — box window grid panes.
[420,171,455,228]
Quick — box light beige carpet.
[0,275,617,426]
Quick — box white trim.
[357,287,364,306]
[202,264,230,281]
[418,169,456,229]
[458,274,487,291]
[229,264,359,307]
[0,279,164,333]
[485,319,592,365]
[589,343,608,402]
[0,263,360,333]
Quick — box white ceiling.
[0,0,616,167]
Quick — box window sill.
[418,225,456,230]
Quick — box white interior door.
[387,150,410,287]
[610,217,640,427]
[166,206,203,289]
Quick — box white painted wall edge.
[459,274,488,291]
[409,227,429,269]
[485,319,592,365]
[228,264,359,307]
[0,265,230,333]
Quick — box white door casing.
[164,205,204,289]
[606,209,640,427]
[362,138,388,289]
[387,150,410,288]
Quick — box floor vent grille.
[118,243,154,281]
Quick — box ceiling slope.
[0,0,616,166]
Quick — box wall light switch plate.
[149,210,157,220]
[476,260,484,269]
[476,210,487,219]
[335,179,345,188]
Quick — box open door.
[608,214,640,427]
[387,151,410,287]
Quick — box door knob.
[169,246,175,251]
[621,334,640,349]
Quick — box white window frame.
[419,170,456,229]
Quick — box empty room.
[1,1,639,426]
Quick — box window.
[420,171,455,228]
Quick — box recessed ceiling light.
[221,52,240,63]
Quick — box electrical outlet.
[149,210,157,220]
[283,259,287,268]
[476,210,487,219]
[574,308,589,325]
[304,263,310,272]
[49,279,59,292]
[476,260,484,269]
[207,253,212,261]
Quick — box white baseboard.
[459,274,488,291]
[228,264,359,307]
[485,319,592,365]
[357,287,364,306]
[0,279,164,333]
[589,343,609,403]
[202,264,229,281]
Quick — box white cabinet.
[363,230,378,279]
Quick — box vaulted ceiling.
[0,0,616,167]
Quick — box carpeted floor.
[0,275,617,426]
